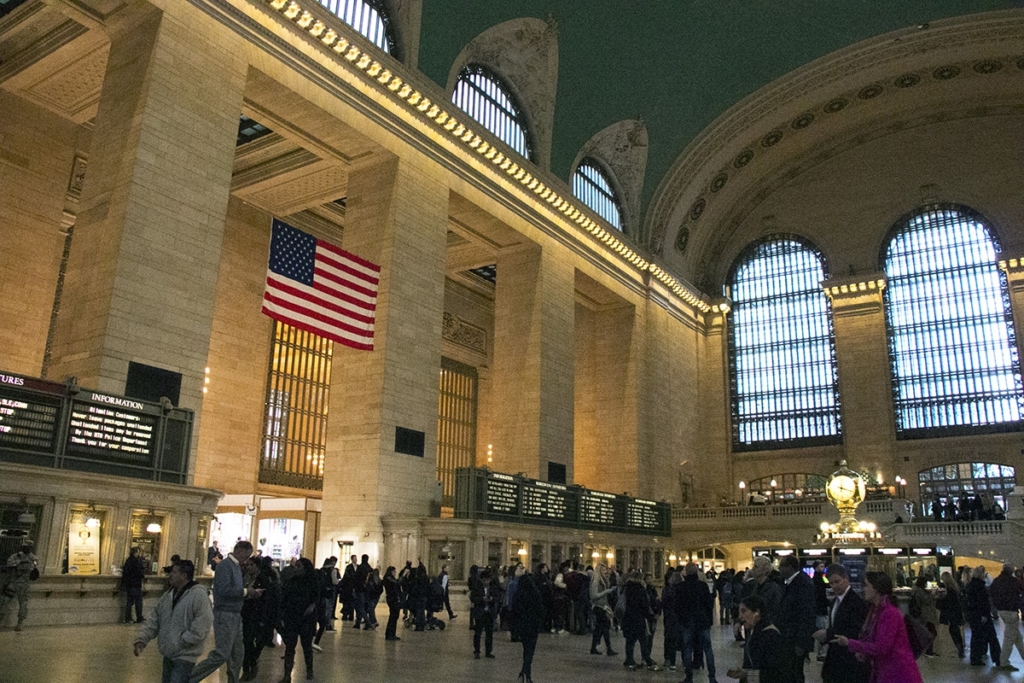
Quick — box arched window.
[918,462,1016,519]
[882,205,1024,438]
[572,158,623,230]
[316,0,395,54]
[452,65,532,160]
[728,236,842,450]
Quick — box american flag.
[262,219,380,351]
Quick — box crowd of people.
[120,539,1024,683]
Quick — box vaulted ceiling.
[419,1,1018,214]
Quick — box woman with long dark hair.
[830,571,923,683]
[726,594,788,683]
[510,564,545,683]
[935,571,965,658]
[278,557,319,683]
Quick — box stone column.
[574,301,639,493]
[824,274,897,476]
[696,304,730,503]
[320,155,449,554]
[491,243,575,480]
[45,2,247,419]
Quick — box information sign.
[66,394,158,465]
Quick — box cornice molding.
[183,0,712,315]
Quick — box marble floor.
[1,616,1021,683]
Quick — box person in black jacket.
[352,554,371,629]
[813,563,869,683]
[728,594,788,683]
[776,555,817,683]
[470,566,499,658]
[510,565,545,683]
[935,571,965,659]
[988,563,1024,669]
[410,563,431,631]
[383,566,403,641]
[621,570,658,670]
[278,558,319,683]
[677,563,714,682]
[122,547,147,624]
[965,565,1001,666]
[241,557,282,682]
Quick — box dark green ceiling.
[418,1,1019,215]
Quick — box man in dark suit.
[814,563,870,683]
[776,555,817,683]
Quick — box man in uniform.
[0,539,38,631]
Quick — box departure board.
[66,394,159,465]
[626,499,663,531]
[522,480,575,520]
[0,369,194,483]
[580,490,618,526]
[460,468,671,536]
[0,374,63,453]
[485,472,519,515]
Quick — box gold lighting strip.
[998,258,1024,273]
[265,0,710,314]
[822,278,886,299]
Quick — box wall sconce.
[591,550,600,559]
[145,510,162,534]
[16,498,35,524]
[605,551,614,560]
[85,504,100,528]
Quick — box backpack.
[318,568,334,600]
[904,614,934,659]
[430,575,445,599]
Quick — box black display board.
[0,370,193,483]
[0,374,63,453]
[456,467,671,536]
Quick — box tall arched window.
[728,236,842,450]
[452,65,532,160]
[572,158,623,230]
[317,0,395,54]
[882,204,1024,437]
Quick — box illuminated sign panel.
[459,467,671,536]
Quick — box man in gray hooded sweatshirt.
[134,560,213,683]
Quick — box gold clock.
[825,465,866,510]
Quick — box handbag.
[904,614,934,659]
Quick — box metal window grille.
[728,237,842,450]
[259,322,332,490]
[572,158,622,230]
[883,205,1024,438]
[437,357,477,508]
[452,65,532,161]
[917,462,1016,517]
[316,0,394,53]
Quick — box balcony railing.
[889,520,1008,537]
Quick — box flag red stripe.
[317,251,380,287]
[267,277,376,322]
[261,305,374,351]
[263,290,375,334]
[316,240,381,273]
[313,265,378,300]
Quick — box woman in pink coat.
[831,571,923,683]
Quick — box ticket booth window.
[129,510,165,574]
[64,507,105,575]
